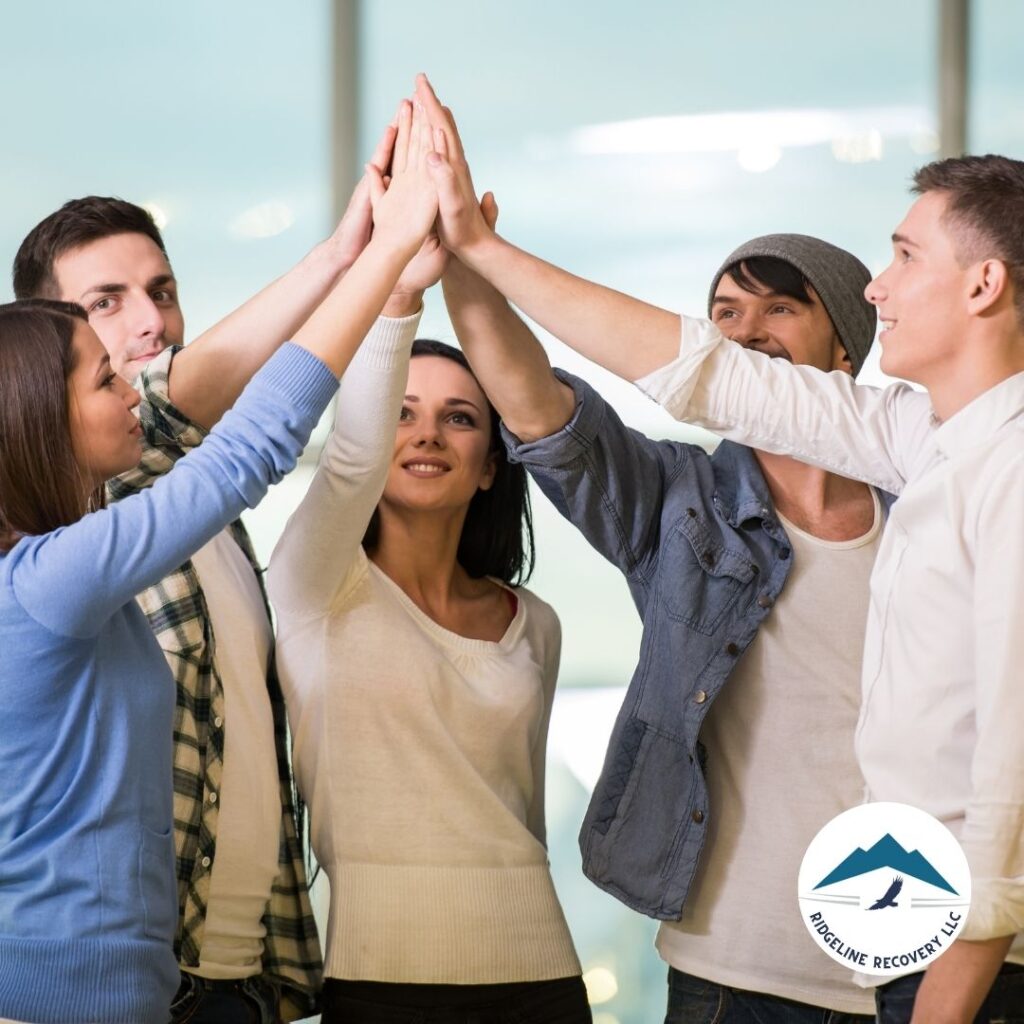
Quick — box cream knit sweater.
[267,314,580,984]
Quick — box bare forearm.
[456,233,680,382]
[442,259,574,440]
[291,236,415,378]
[910,935,1013,1023]
[169,239,350,429]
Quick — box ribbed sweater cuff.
[256,342,340,419]
[353,311,423,373]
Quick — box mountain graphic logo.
[798,803,971,976]
[813,832,958,895]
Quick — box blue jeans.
[875,963,1024,1023]
[169,971,281,1024]
[666,968,873,1024]
[321,976,592,1024]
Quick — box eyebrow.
[78,273,176,302]
[891,232,918,248]
[712,290,789,305]
[403,395,483,414]
[93,353,111,381]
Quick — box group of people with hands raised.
[0,72,1021,1024]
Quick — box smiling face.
[711,266,850,374]
[67,320,143,490]
[53,232,184,382]
[381,354,497,517]
[865,191,971,385]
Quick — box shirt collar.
[933,370,1024,460]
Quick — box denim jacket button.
[693,689,708,704]
[686,507,697,517]
[757,594,774,609]
[692,809,705,824]
[725,642,740,656]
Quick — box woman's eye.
[449,412,474,426]
[399,406,412,421]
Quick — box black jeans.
[169,971,281,1024]
[665,967,873,1024]
[875,962,1024,1023]
[321,976,592,1024]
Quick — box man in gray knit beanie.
[708,232,876,376]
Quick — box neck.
[922,321,1024,422]
[754,450,874,540]
[368,502,471,606]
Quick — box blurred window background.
[0,3,1020,1021]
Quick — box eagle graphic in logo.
[867,875,903,910]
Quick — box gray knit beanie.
[707,233,877,377]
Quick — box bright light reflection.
[230,200,295,239]
[832,129,884,163]
[548,687,625,793]
[143,202,169,230]
[584,966,620,1005]
[737,142,781,173]
[564,105,933,157]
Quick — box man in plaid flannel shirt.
[12,190,386,1021]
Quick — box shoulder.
[511,584,561,640]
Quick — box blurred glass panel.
[970,0,1024,152]
[0,1,332,336]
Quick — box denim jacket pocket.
[660,514,757,635]
[139,824,178,941]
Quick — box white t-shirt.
[657,490,881,1014]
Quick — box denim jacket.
[504,371,888,921]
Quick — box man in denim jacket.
[443,230,883,1023]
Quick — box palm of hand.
[396,233,449,293]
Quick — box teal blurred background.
[1,3,1020,1020]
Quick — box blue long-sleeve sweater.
[0,343,337,1024]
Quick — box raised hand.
[327,119,398,269]
[367,98,439,259]
[415,74,494,256]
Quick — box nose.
[725,315,768,348]
[865,267,888,306]
[120,376,141,412]
[412,420,445,448]
[133,294,166,341]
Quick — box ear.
[966,258,1010,317]
[477,450,499,492]
[830,335,854,376]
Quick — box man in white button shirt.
[417,78,1024,1024]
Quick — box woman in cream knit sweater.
[268,295,589,1023]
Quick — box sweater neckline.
[367,560,527,654]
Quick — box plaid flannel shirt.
[107,347,322,1020]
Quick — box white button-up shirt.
[637,316,1024,943]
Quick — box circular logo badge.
[798,802,971,976]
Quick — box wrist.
[383,290,424,318]
[456,230,504,273]
[316,235,359,276]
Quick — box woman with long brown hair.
[0,103,438,1024]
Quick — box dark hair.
[913,154,1024,325]
[724,256,814,306]
[13,196,169,300]
[363,338,535,585]
[0,299,99,553]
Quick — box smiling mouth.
[402,461,450,476]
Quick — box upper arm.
[505,373,683,580]
[638,317,935,494]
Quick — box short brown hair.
[913,154,1024,325]
[12,196,168,300]
[0,300,102,553]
